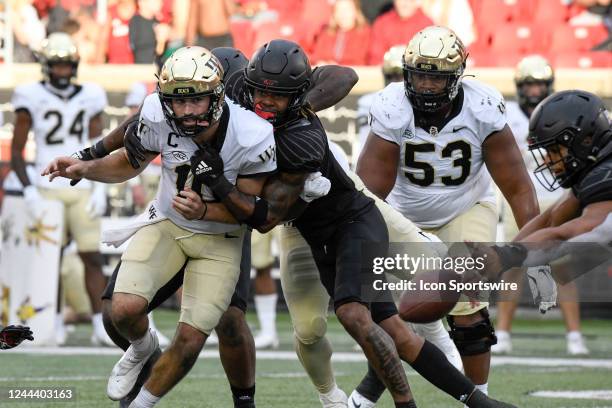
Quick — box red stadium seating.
[550,25,609,53]
[532,0,569,25]
[251,20,305,51]
[230,20,255,57]
[490,23,541,55]
[553,51,612,68]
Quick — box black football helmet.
[211,47,248,101]
[528,90,611,191]
[244,39,312,125]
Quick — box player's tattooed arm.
[42,148,155,184]
[356,132,400,199]
[10,110,33,187]
[484,124,540,229]
[192,172,308,231]
[305,65,358,112]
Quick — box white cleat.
[254,332,279,350]
[107,329,159,401]
[567,332,589,356]
[91,327,116,347]
[348,390,376,408]
[413,320,463,372]
[491,331,512,354]
[319,385,348,407]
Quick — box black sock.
[466,389,516,408]
[409,340,475,403]
[395,401,418,408]
[355,363,386,402]
[231,385,256,408]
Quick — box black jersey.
[274,114,374,242]
[572,152,612,208]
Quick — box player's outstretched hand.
[0,325,34,350]
[173,187,207,220]
[42,157,89,182]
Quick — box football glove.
[124,120,146,169]
[0,325,34,349]
[526,265,557,314]
[300,172,331,203]
[190,146,233,200]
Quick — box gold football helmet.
[38,32,80,89]
[158,46,225,136]
[515,55,554,111]
[402,25,467,112]
[382,45,405,85]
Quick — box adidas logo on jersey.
[195,161,212,175]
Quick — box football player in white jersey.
[10,32,112,346]
[43,46,277,407]
[494,55,589,356]
[354,26,539,405]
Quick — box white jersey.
[506,100,563,204]
[370,80,503,229]
[11,82,107,190]
[138,94,277,234]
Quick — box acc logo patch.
[172,151,188,161]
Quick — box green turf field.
[2,309,612,407]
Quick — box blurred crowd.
[1,0,611,67]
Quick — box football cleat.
[319,385,348,408]
[253,332,279,350]
[107,329,159,401]
[567,332,589,356]
[348,390,376,408]
[491,331,512,354]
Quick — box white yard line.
[6,347,612,368]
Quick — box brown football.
[398,268,461,323]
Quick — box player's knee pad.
[446,309,497,356]
[293,315,327,345]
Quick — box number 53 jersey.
[138,94,276,234]
[11,82,108,189]
[370,80,506,229]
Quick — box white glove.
[300,172,331,203]
[526,265,557,314]
[86,183,107,218]
[23,185,46,219]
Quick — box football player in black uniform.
[475,90,611,282]
[192,39,517,408]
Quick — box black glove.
[190,146,233,200]
[124,120,147,169]
[0,325,34,350]
[69,139,110,185]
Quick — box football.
[398,268,461,323]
